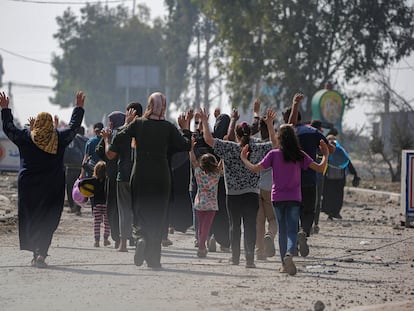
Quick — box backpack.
[64,135,86,166]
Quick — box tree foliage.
[164,0,199,105]
[201,0,414,118]
[52,3,165,124]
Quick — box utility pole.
[0,54,4,88]
[7,82,13,109]
[195,22,201,110]
[132,0,136,17]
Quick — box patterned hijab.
[30,112,58,154]
[144,92,166,120]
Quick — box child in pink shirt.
[241,122,328,275]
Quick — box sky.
[1,0,413,133]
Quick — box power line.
[0,47,51,65]
[390,65,414,70]
[9,0,131,4]
[3,81,53,90]
[403,59,414,73]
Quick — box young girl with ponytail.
[241,123,329,275]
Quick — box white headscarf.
[143,92,166,120]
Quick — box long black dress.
[113,118,191,267]
[1,107,84,257]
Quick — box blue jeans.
[273,201,301,263]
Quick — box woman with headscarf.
[111,92,191,268]
[101,103,143,252]
[321,135,360,220]
[0,91,85,268]
[96,110,126,249]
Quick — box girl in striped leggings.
[79,161,111,247]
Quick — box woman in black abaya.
[0,91,85,268]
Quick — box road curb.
[345,186,400,201]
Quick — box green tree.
[52,3,165,124]
[202,0,414,118]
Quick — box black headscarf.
[213,114,230,139]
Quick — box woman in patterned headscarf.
[0,91,85,268]
[111,92,192,269]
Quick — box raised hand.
[125,108,137,125]
[199,108,209,124]
[177,112,190,130]
[76,91,85,108]
[101,128,112,141]
[187,109,194,121]
[264,108,276,125]
[253,98,261,116]
[28,117,35,131]
[0,92,9,109]
[319,139,329,156]
[230,108,240,121]
[54,115,59,129]
[293,93,304,105]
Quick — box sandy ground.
[0,172,414,311]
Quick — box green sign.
[311,89,345,132]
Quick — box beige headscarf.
[143,92,166,120]
[30,112,58,154]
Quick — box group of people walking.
[0,88,359,275]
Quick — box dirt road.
[0,172,413,311]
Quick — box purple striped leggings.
[93,204,111,241]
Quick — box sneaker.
[103,239,111,246]
[94,241,100,247]
[228,257,239,265]
[208,236,217,252]
[35,255,48,269]
[134,238,146,266]
[161,239,173,247]
[298,231,309,257]
[114,240,120,249]
[75,206,82,216]
[197,248,207,258]
[264,234,276,257]
[312,225,320,234]
[283,253,297,276]
[245,259,256,268]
